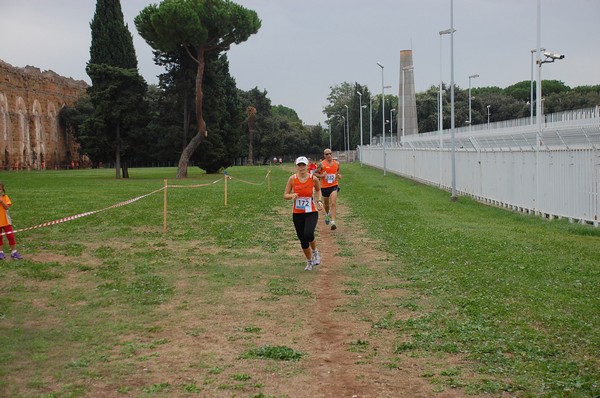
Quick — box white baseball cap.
[295,156,308,165]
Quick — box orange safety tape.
[2,173,260,237]
[227,171,270,186]
[3,187,165,236]
[167,178,222,188]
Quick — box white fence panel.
[359,107,600,226]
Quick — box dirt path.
[26,196,478,397]
[303,206,467,398]
[308,216,364,397]
[80,201,480,398]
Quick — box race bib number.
[325,173,336,184]
[294,197,313,212]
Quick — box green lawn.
[343,163,600,396]
[0,164,598,397]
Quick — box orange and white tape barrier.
[3,187,165,237]
[2,173,264,237]
[227,170,271,186]
[166,178,222,188]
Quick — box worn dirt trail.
[302,206,467,398]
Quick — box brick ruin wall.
[0,59,88,170]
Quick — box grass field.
[0,164,598,397]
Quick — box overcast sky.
[1,0,598,125]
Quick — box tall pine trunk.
[176,49,206,178]
[115,125,121,179]
[246,106,257,165]
[183,90,190,152]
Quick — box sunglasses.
[324,153,332,155]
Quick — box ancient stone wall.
[0,59,88,170]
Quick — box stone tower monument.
[398,50,418,140]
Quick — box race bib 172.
[295,197,313,212]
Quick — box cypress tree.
[86,0,147,178]
[89,0,138,71]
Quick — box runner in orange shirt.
[308,158,317,176]
[283,156,324,271]
[314,148,341,230]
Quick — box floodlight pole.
[377,62,386,175]
[468,74,479,131]
[450,0,457,201]
[530,47,544,123]
[369,96,374,145]
[357,91,364,165]
[439,28,454,189]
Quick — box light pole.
[328,122,332,149]
[344,104,349,158]
[438,89,446,187]
[377,62,386,175]
[356,91,366,166]
[356,91,367,166]
[390,108,396,143]
[356,92,363,147]
[531,48,535,123]
[439,29,454,139]
[530,47,545,124]
[536,51,564,124]
[449,0,457,201]
[535,56,565,210]
[439,28,453,189]
[438,90,446,128]
[468,74,479,131]
[536,0,542,214]
[340,115,345,152]
[369,96,374,145]
[402,65,414,142]
[486,105,491,129]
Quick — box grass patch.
[241,345,305,361]
[0,165,598,397]
[342,163,600,396]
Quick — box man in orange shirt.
[314,148,341,230]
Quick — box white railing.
[359,106,600,226]
[413,106,600,138]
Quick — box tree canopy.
[135,0,261,178]
[65,0,600,172]
[89,0,137,70]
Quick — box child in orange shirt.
[0,183,23,260]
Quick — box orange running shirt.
[320,160,339,189]
[0,194,12,227]
[291,174,317,214]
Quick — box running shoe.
[305,260,314,271]
[312,250,321,266]
[324,213,331,225]
[330,221,337,230]
[11,251,23,260]
[0,252,5,260]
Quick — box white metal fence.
[359,106,600,226]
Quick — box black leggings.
[292,212,319,249]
